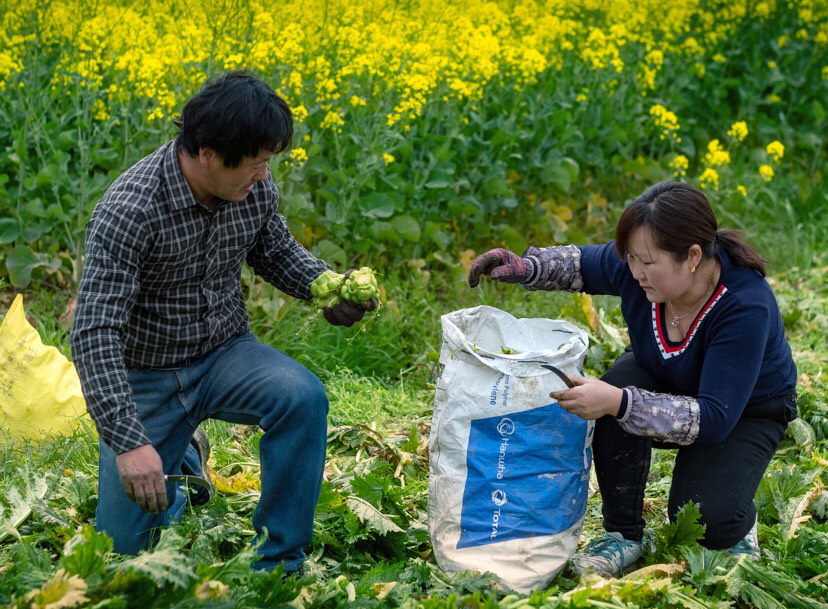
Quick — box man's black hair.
[175,70,293,168]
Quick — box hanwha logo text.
[497,418,515,436]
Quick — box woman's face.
[625,227,692,303]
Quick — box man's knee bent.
[258,367,328,431]
[289,369,328,415]
[297,374,329,426]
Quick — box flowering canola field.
[2,0,825,123]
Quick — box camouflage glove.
[468,248,535,288]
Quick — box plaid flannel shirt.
[70,142,329,454]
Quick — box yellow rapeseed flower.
[320,110,344,132]
[290,147,308,163]
[822,66,828,79]
[669,154,689,177]
[287,71,303,96]
[292,104,308,123]
[639,65,657,90]
[737,185,747,196]
[449,78,479,99]
[777,35,789,48]
[705,139,731,166]
[816,31,828,45]
[683,37,702,56]
[713,53,726,63]
[649,104,681,142]
[766,140,785,162]
[759,164,774,181]
[93,99,109,121]
[645,49,664,66]
[796,29,809,41]
[767,60,777,69]
[383,153,395,164]
[0,51,23,84]
[700,167,719,191]
[727,121,748,142]
[224,53,244,68]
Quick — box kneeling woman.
[468,181,797,576]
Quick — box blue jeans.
[96,332,329,571]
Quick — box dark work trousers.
[595,351,793,549]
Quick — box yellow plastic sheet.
[0,294,89,441]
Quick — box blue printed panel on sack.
[456,403,591,548]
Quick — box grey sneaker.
[728,515,759,558]
[189,428,215,506]
[571,531,644,577]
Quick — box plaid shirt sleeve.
[246,179,331,298]
[70,201,152,455]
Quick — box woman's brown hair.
[614,181,767,276]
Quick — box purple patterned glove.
[468,248,535,288]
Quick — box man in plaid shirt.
[70,71,374,574]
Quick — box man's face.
[202,149,273,202]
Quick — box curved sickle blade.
[165,474,213,493]
[539,363,575,388]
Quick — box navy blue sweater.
[579,242,797,443]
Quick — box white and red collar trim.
[652,285,728,359]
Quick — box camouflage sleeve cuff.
[521,245,584,292]
[99,415,152,455]
[617,387,701,445]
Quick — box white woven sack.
[428,305,592,593]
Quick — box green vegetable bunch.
[310,270,345,308]
[310,267,380,310]
[340,267,379,303]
